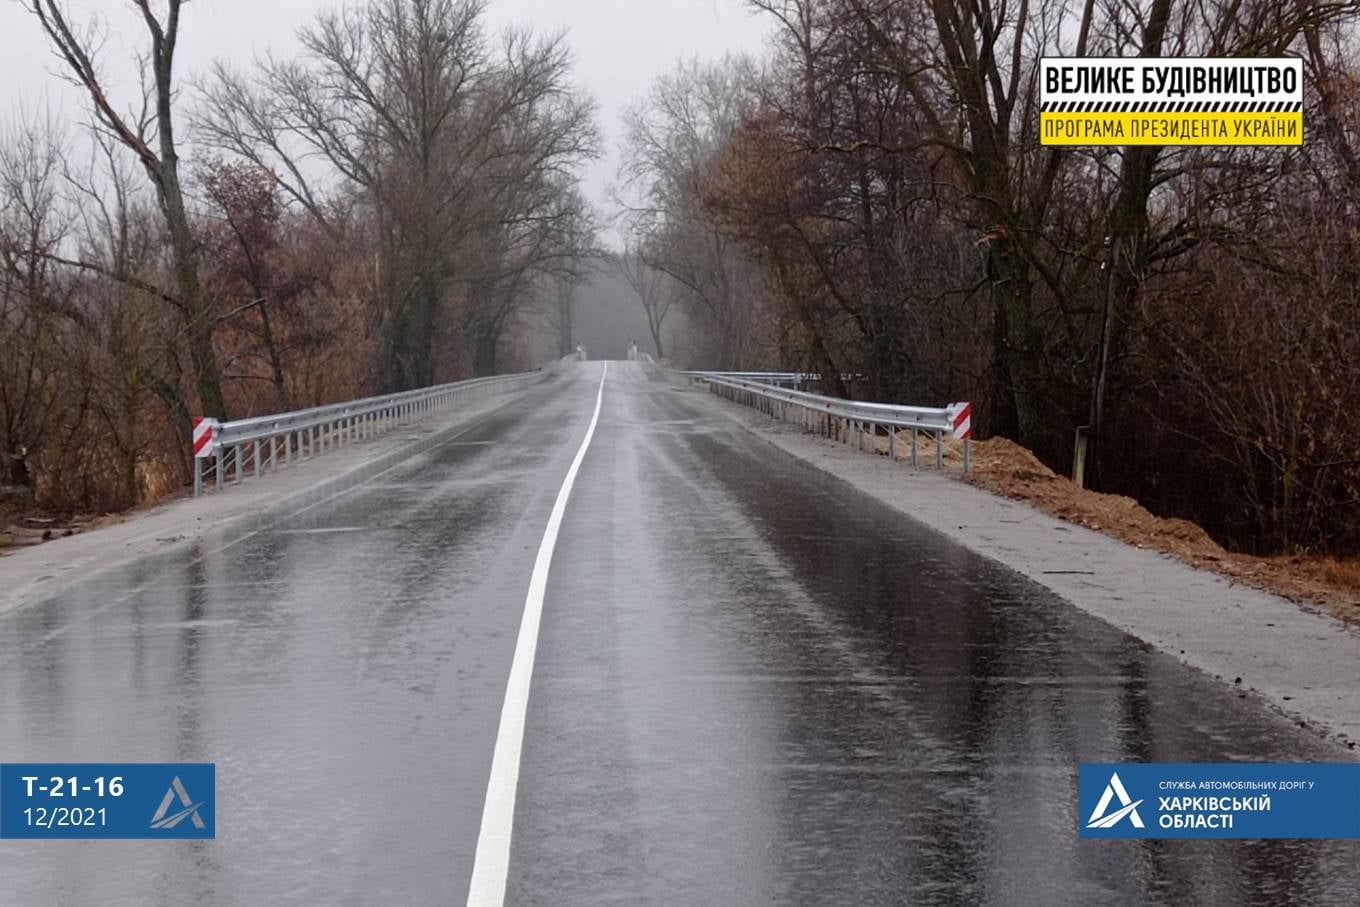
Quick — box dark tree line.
[620,0,1360,554]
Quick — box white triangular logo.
[149,775,206,830]
[1086,771,1145,829]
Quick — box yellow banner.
[1041,111,1302,146]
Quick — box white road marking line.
[466,364,608,907]
[274,527,371,534]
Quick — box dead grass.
[857,426,1360,618]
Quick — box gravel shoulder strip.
[695,385,1360,748]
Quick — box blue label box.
[1079,762,1360,839]
[0,763,215,840]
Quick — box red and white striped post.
[949,402,973,472]
[192,417,220,497]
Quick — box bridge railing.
[673,370,815,388]
[681,371,973,471]
[671,369,874,390]
[190,371,545,496]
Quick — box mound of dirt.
[866,428,1360,615]
[962,438,1226,562]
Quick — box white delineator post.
[192,417,219,497]
[950,402,973,472]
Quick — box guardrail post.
[964,438,971,472]
[935,430,943,469]
[911,429,919,467]
[890,426,897,461]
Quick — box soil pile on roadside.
[950,435,1360,614]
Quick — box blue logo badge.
[1079,763,1360,839]
[0,763,215,840]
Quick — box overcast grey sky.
[0,0,770,237]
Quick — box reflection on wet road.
[1,362,1357,905]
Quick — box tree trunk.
[257,298,291,409]
[162,168,225,419]
[149,10,226,421]
[987,238,1040,444]
[382,271,439,391]
[648,318,665,361]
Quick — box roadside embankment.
[892,430,1360,617]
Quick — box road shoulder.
[694,386,1360,749]
[0,388,529,616]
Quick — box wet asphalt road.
[1,362,1358,906]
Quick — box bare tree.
[545,274,578,358]
[197,0,599,387]
[24,0,226,422]
[0,116,71,493]
[198,160,298,409]
[618,56,768,368]
[615,245,672,360]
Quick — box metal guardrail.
[686,372,973,471]
[673,370,868,390]
[675,370,814,388]
[191,371,545,496]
